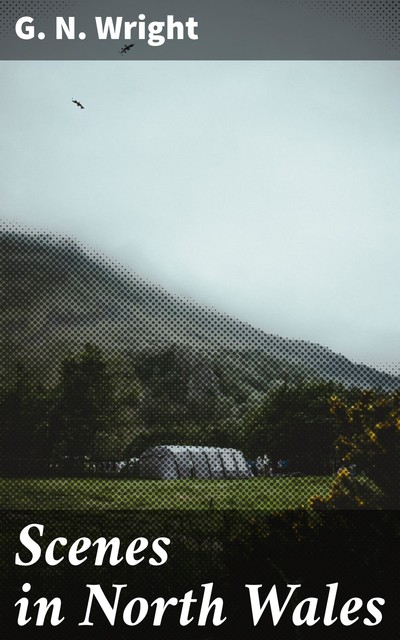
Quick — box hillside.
[1,225,399,394]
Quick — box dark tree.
[0,364,51,473]
[51,344,114,463]
[244,381,343,473]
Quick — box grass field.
[0,476,334,510]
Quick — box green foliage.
[0,364,52,462]
[0,344,139,469]
[2,335,398,490]
[244,381,344,471]
[309,390,400,509]
[50,344,115,459]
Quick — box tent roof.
[140,445,244,458]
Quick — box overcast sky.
[1,61,400,372]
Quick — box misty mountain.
[1,225,399,398]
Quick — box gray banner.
[0,0,399,60]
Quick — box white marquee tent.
[138,445,252,480]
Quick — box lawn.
[0,476,333,510]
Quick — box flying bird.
[72,99,84,109]
[120,44,135,55]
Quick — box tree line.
[1,343,398,489]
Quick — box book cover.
[1,1,399,638]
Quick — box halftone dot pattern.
[298,0,400,51]
[1,221,399,510]
[0,0,75,38]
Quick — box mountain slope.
[1,225,399,393]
